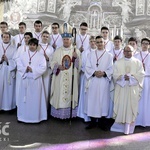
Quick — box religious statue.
[58,0,79,22]
[113,0,133,23]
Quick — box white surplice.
[13,33,25,49]
[17,50,47,123]
[85,49,113,118]
[0,43,16,110]
[13,45,29,106]
[76,34,90,52]
[109,48,124,61]
[39,42,54,107]
[77,48,95,122]
[104,39,114,52]
[135,51,150,127]
[50,33,63,51]
[111,57,145,134]
[32,32,42,43]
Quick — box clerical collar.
[124,57,133,61]
[64,46,71,50]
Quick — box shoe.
[85,123,97,129]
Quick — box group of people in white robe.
[0,20,150,135]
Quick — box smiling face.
[42,33,49,43]
[96,37,105,50]
[123,45,133,58]
[24,35,32,45]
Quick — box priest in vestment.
[50,25,81,119]
[0,32,16,111]
[85,35,113,129]
[17,38,47,123]
[111,45,145,134]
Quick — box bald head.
[123,45,134,58]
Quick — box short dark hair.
[141,37,150,44]
[0,21,8,27]
[28,38,39,46]
[1,32,11,38]
[101,26,109,31]
[96,35,103,40]
[52,22,59,28]
[114,35,122,42]
[80,22,88,27]
[24,32,33,38]
[34,20,42,26]
[19,22,26,28]
[128,37,137,44]
[42,30,50,35]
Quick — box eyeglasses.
[124,51,132,53]
[52,27,58,29]
[142,42,149,45]
[80,28,87,31]
[96,41,103,44]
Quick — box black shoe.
[99,125,109,131]
[85,123,97,129]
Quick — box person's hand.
[79,45,84,52]
[52,43,56,49]
[124,74,129,80]
[26,66,32,73]
[2,54,8,63]
[73,51,77,58]
[58,65,65,71]
[95,71,104,78]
